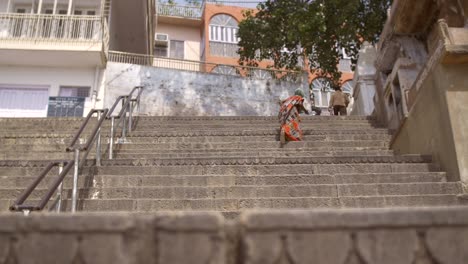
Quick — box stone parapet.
[1,207,468,263]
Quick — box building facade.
[154,0,355,112]
[0,0,153,117]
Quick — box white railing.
[157,3,203,19]
[0,14,104,44]
[108,50,304,83]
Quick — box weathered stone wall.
[1,208,468,263]
[364,0,468,183]
[104,62,307,116]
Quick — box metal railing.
[9,161,75,214]
[9,86,144,214]
[0,14,105,45]
[107,86,144,159]
[108,51,304,83]
[157,3,203,19]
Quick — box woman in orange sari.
[278,89,309,144]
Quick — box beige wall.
[391,63,468,183]
[156,23,201,61]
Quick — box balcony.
[156,2,203,26]
[0,13,108,67]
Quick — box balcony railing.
[108,50,304,83]
[157,3,203,19]
[0,14,105,46]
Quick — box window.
[155,44,168,57]
[170,40,184,59]
[59,87,90,98]
[310,78,333,107]
[209,14,238,44]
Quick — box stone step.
[113,150,395,159]
[115,146,391,154]
[0,172,448,189]
[0,134,392,145]
[94,163,440,176]
[2,195,465,212]
[114,140,389,150]
[0,183,462,200]
[0,163,441,177]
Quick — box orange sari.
[278,95,305,141]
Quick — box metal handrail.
[107,86,144,159]
[9,87,143,214]
[10,161,74,214]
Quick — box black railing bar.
[66,109,99,151]
[106,95,127,118]
[11,162,56,207]
[10,161,66,211]
[37,160,75,210]
[66,109,107,152]
[81,109,108,151]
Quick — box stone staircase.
[0,116,466,217]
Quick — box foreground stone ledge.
[241,207,468,264]
[0,208,468,263]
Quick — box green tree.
[237,0,391,85]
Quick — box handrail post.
[71,149,80,213]
[109,116,115,159]
[55,163,64,213]
[122,99,127,141]
[128,99,133,133]
[96,111,102,166]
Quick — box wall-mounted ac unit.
[155,33,169,46]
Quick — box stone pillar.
[350,42,377,116]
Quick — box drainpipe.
[67,0,73,15]
[92,66,100,109]
[53,0,58,14]
[37,0,43,14]
[6,0,11,13]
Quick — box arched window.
[209,14,238,44]
[341,80,354,95]
[310,77,333,107]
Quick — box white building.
[0,0,153,117]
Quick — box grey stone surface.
[1,208,468,263]
[105,62,307,116]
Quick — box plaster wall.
[0,65,105,115]
[391,63,468,182]
[156,23,201,61]
[104,62,303,116]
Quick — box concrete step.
[0,173,447,189]
[0,163,441,177]
[114,140,389,150]
[0,183,461,200]
[117,134,392,143]
[93,163,440,176]
[2,195,465,212]
[113,150,396,159]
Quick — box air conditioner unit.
[155,33,169,46]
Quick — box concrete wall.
[104,62,305,116]
[1,208,468,263]
[156,23,201,61]
[0,65,105,115]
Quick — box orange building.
[155,0,354,109]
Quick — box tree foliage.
[237,0,392,85]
